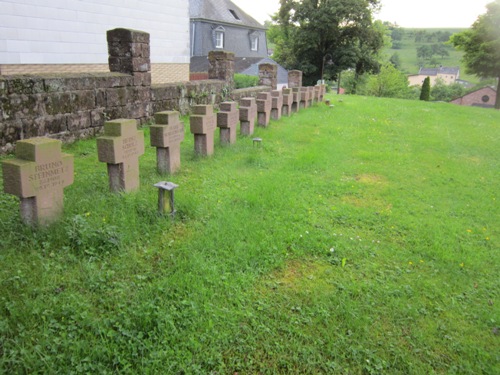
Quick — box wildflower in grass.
[330,247,335,253]
[408,261,413,265]
[420,260,424,263]
[467,229,472,233]
[485,237,490,241]
[460,263,465,268]
[85,212,90,217]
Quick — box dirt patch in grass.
[262,259,334,293]
[355,173,387,185]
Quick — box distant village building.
[451,87,497,108]
[189,0,288,87]
[408,66,460,86]
[0,0,190,84]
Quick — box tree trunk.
[495,77,500,110]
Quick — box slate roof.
[419,66,460,76]
[190,0,265,29]
[190,56,288,85]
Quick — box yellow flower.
[485,237,490,241]
[408,261,413,265]
[466,229,472,233]
[420,260,424,263]
[460,263,465,268]
[85,212,90,217]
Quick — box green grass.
[383,28,481,84]
[1,96,499,374]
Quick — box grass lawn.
[1,95,499,374]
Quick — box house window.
[482,95,490,103]
[213,26,225,49]
[251,37,258,51]
[249,31,259,52]
[216,31,224,48]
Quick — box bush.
[420,77,431,101]
[234,74,259,89]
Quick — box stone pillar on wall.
[288,70,303,88]
[107,28,152,122]
[208,51,235,89]
[259,63,278,90]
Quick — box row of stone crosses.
[1,85,327,226]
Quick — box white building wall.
[0,0,190,64]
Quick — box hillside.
[383,27,481,85]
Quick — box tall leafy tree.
[274,0,384,86]
[450,0,500,109]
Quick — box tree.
[364,63,411,98]
[389,52,401,69]
[273,0,384,86]
[450,0,500,109]
[431,78,465,102]
[420,77,431,101]
[417,45,433,60]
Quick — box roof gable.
[190,0,265,29]
[419,66,459,76]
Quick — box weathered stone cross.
[2,137,74,225]
[97,119,145,192]
[150,111,185,174]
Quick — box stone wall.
[230,86,272,102]
[0,72,151,153]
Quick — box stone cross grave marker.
[292,87,301,113]
[97,119,145,192]
[307,86,315,106]
[239,97,257,136]
[282,88,294,117]
[300,87,310,109]
[190,105,216,156]
[150,111,184,174]
[314,86,321,104]
[2,137,74,226]
[257,92,272,127]
[271,90,283,121]
[217,101,239,145]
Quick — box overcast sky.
[230,0,492,28]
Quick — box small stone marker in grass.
[256,92,272,127]
[271,90,283,120]
[97,119,145,192]
[2,137,74,225]
[217,101,239,145]
[282,88,294,117]
[239,97,257,136]
[190,105,216,156]
[292,87,300,113]
[150,111,184,174]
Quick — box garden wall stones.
[1,137,74,225]
[97,119,145,192]
[256,92,272,127]
[217,102,239,145]
[190,105,216,156]
[208,51,234,89]
[150,111,184,174]
[288,70,303,88]
[239,97,257,136]
[258,63,278,90]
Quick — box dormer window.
[229,9,240,20]
[213,26,225,49]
